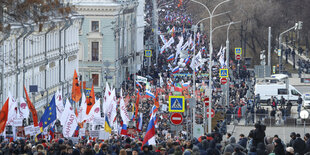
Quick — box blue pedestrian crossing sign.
[219,69,228,78]
[169,96,185,112]
[145,50,152,57]
[235,48,242,55]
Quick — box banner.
[136,76,147,83]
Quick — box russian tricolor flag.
[172,66,180,74]
[202,46,206,52]
[136,113,143,132]
[142,108,157,147]
[136,81,142,89]
[145,90,155,99]
[184,56,190,65]
[182,82,190,88]
[120,122,128,135]
[136,89,142,96]
[149,105,158,117]
[167,54,175,62]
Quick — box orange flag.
[24,86,39,127]
[72,70,82,102]
[154,91,159,108]
[134,91,140,120]
[86,84,95,115]
[182,87,191,99]
[0,98,9,134]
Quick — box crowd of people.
[2,125,310,155]
[1,0,308,155]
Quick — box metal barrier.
[225,113,310,127]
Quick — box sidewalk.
[227,124,309,143]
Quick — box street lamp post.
[278,23,299,73]
[191,0,230,133]
[300,110,309,136]
[225,21,241,106]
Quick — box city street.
[0,0,310,155]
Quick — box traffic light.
[298,21,303,30]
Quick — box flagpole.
[192,25,197,140]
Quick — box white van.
[302,93,310,109]
[255,83,302,105]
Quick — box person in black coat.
[304,133,310,153]
[206,140,220,155]
[256,142,268,155]
[293,134,306,155]
[252,123,266,147]
[238,134,248,148]
[288,132,296,147]
[273,139,285,155]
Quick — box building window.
[92,74,99,86]
[91,21,99,32]
[91,42,99,61]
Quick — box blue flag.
[39,95,57,131]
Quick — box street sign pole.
[226,39,229,107]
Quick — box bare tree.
[0,0,73,32]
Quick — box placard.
[90,130,100,137]
[79,128,85,137]
[161,104,168,111]
[24,125,34,135]
[13,118,23,127]
[136,76,147,83]
[68,137,79,144]
[99,130,110,140]
[33,126,41,135]
[93,117,105,125]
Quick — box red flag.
[83,81,86,90]
[86,84,95,115]
[24,86,39,127]
[238,107,242,118]
[72,70,82,102]
[0,98,9,134]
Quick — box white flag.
[190,51,202,70]
[19,97,29,119]
[119,90,130,124]
[85,99,101,123]
[219,47,226,68]
[174,36,184,64]
[55,90,64,119]
[217,46,223,57]
[109,89,117,124]
[77,93,87,123]
[102,82,111,114]
[61,99,78,138]
[7,92,17,126]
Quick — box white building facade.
[68,0,145,93]
[0,16,82,112]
